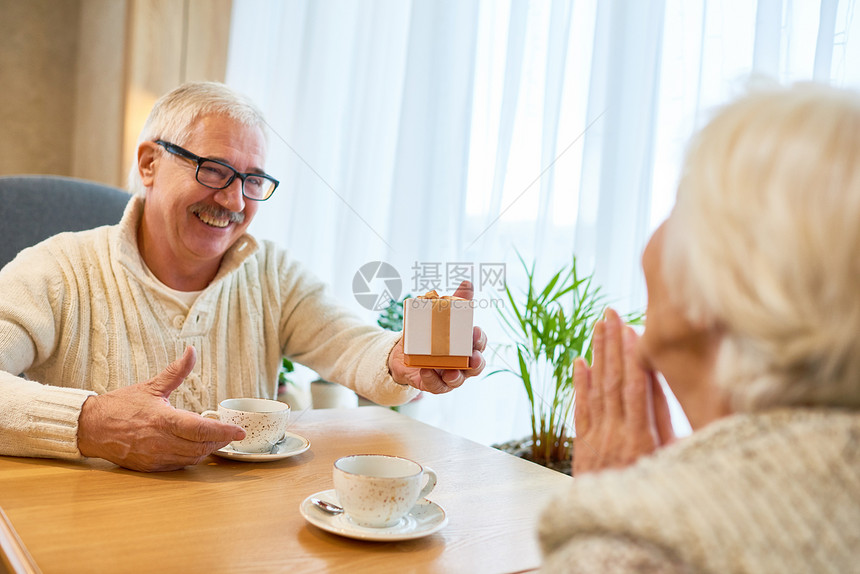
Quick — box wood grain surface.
[0,407,571,574]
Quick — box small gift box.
[403,290,474,369]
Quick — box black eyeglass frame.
[154,139,279,201]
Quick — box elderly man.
[0,82,486,472]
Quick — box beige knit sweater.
[539,408,860,573]
[0,195,416,460]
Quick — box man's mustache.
[190,203,245,224]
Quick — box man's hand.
[388,281,488,394]
[77,346,245,472]
[573,308,675,476]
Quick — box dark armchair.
[0,175,131,269]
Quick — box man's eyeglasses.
[154,140,279,201]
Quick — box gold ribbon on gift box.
[417,290,466,355]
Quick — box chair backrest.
[0,175,131,269]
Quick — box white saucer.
[300,489,447,541]
[211,431,310,461]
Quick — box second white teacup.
[202,398,290,453]
[333,454,437,528]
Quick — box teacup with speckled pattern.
[202,398,290,453]
[333,454,437,528]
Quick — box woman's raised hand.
[573,308,675,475]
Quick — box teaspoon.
[311,498,344,515]
[268,434,289,454]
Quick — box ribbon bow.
[418,290,466,301]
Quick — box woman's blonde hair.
[127,81,267,196]
[663,83,860,411]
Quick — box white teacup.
[201,398,290,453]
[333,454,438,528]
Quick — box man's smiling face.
[139,114,266,284]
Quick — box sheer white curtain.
[227,0,859,445]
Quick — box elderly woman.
[539,83,860,572]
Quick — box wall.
[0,0,233,189]
[0,0,81,178]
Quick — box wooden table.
[0,407,571,574]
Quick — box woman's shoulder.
[655,407,860,463]
[540,408,860,573]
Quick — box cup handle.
[200,410,220,420]
[419,466,438,500]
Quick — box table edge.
[0,507,41,574]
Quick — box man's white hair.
[127,81,268,196]
[663,83,860,411]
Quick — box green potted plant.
[377,293,410,332]
[277,357,296,401]
[492,254,628,474]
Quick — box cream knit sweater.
[0,196,416,460]
[539,408,860,573]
